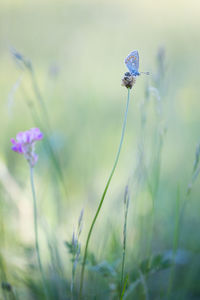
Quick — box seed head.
[121,72,136,89]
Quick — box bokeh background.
[0,0,200,299]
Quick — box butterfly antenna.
[140,71,150,75]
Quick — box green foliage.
[0,1,200,299]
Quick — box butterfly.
[125,50,149,76]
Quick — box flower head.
[11,128,43,167]
[121,72,136,89]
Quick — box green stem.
[79,88,131,299]
[26,69,69,199]
[30,167,48,298]
[167,186,180,298]
[28,66,51,131]
[120,187,129,297]
[138,269,149,300]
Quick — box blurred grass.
[0,0,200,299]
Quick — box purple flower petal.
[16,131,28,143]
[31,128,43,141]
[10,138,16,145]
[11,143,23,154]
[11,128,43,166]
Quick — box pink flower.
[11,128,43,167]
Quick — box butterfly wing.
[125,50,140,76]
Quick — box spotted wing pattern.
[125,50,140,76]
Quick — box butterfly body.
[131,70,140,76]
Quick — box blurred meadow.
[1,0,200,299]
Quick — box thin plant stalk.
[120,275,129,300]
[120,185,130,297]
[71,254,75,300]
[30,167,48,299]
[21,60,68,198]
[27,70,68,197]
[167,146,200,297]
[167,186,180,298]
[11,49,67,194]
[71,210,83,299]
[138,269,149,300]
[79,88,131,299]
[71,239,80,300]
[28,65,52,131]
